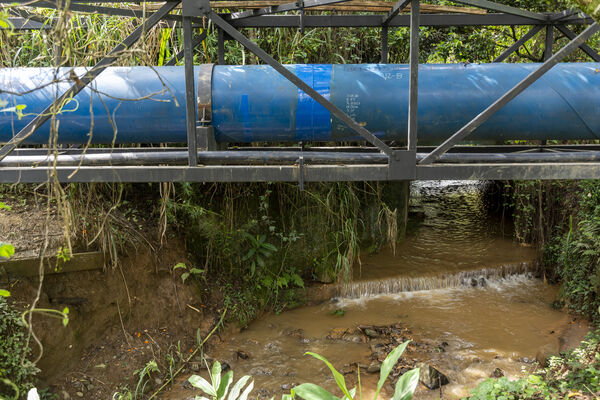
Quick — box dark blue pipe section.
[0,67,193,144]
[1,63,599,144]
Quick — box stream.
[166,181,586,400]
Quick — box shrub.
[0,298,39,399]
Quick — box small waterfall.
[338,261,538,298]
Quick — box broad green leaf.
[0,289,10,297]
[293,383,339,400]
[181,272,190,283]
[262,243,278,252]
[392,368,420,400]
[173,262,187,271]
[258,248,272,257]
[0,202,11,210]
[375,341,411,400]
[256,256,265,268]
[190,268,205,275]
[238,379,254,400]
[242,248,256,261]
[62,307,70,326]
[305,352,352,400]
[189,375,218,398]
[228,376,251,400]
[217,370,233,399]
[291,274,304,288]
[0,243,15,259]
[211,361,222,390]
[281,394,293,400]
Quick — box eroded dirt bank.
[5,239,222,399]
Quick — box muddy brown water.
[165,181,583,400]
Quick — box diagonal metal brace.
[0,1,180,162]
[493,25,544,63]
[208,11,394,157]
[555,24,600,61]
[382,0,411,26]
[420,22,600,165]
[450,0,547,21]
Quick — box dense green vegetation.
[0,298,40,399]
[502,180,600,322]
[165,181,405,326]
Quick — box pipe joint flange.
[197,63,214,124]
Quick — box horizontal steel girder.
[2,163,600,183]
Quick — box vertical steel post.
[544,24,554,60]
[542,25,553,146]
[407,0,419,152]
[218,28,226,64]
[183,16,198,166]
[381,25,388,63]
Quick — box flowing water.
[167,181,585,400]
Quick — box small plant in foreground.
[294,340,419,400]
[134,360,160,399]
[188,360,254,400]
[188,342,419,400]
[242,233,278,277]
[173,262,205,284]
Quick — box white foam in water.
[337,261,537,299]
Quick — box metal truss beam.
[382,0,410,26]
[407,0,419,152]
[227,13,592,28]
[416,163,600,180]
[3,162,600,183]
[556,24,600,61]
[7,13,595,31]
[419,21,600,165]
[544,24,554,60]
[449,0,546,21]
[229,0,350,20]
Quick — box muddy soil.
[0,191,63,258]
[5,239,221,400]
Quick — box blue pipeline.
[1,63,599,144]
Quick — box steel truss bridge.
[1,0,600,183]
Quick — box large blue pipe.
[0,63,599,144]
